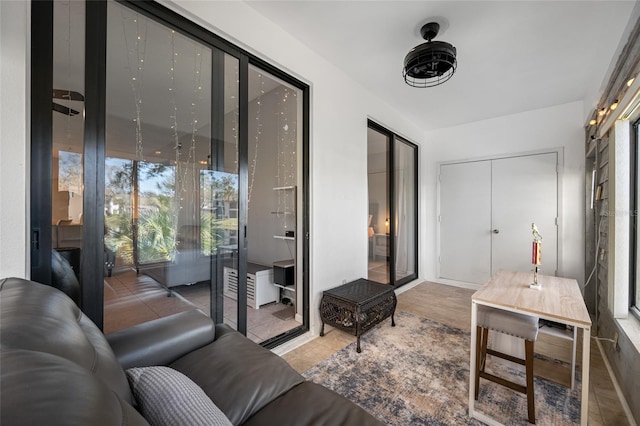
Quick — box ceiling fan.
[53,89,84,116]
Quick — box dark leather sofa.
[0,277,383,426]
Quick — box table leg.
[581,326,590,425]
[571,326,577,390]
[356,305,362,353]
[469,301,478,420]
[320,322,325,337]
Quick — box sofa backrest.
[1,349,147,425]
[51,249,81,304]
[0,277,147,425]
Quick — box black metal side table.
[319,278,397,353]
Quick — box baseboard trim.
[271,331,314,356]
[430,278,482,291]
[596,339,638,426]
[394,278,424,295]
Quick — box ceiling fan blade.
[52,102,80,116]
[53,89,84,102]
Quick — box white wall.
[0,0,29,279]
[421,101,586,287]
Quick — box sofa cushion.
[107,310,216,369]
[170,330,305,425]
[0,349,148,426]
[0,277,133,404]
[242,381,385,426]
[127,366,232,426]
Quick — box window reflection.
[105,158,177,267]
[48,0,307,344]
[200,170,238,256]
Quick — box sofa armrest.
[106,310,215,369]
[214,323,237,340]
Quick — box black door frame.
[30,0,54,285]
[30,0,310,346]
[631,118,639,320]
[82,0,108,328]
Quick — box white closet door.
[491,153,558,276]
[439,161,492,283]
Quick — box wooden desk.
[469,270,592,425]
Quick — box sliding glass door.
[32,0,309,346]
[367,121,418,287]
[245,66,304,342]
[103,1,235,333]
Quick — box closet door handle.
[492,229,500,234]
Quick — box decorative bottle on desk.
[531,223,542,289]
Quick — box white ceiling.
[245,0,638,131]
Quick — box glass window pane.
[367,127,390,284]
[245,65,303,342]
[367,125,418,287]
[395,138,417,283]
[52,0,85,288]
[104,1,219,332]
[213,54,239,331]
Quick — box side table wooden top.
[323,279,394,304]
[472,270,591,328]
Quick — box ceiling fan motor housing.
[420,22,440,41]
[403,21,457,88]
[404,41,456,78]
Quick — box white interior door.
[491,153,558,276]
[439,152,559,284]
[439,161,492,283]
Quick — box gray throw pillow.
[126,366,232,426]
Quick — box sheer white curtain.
[395,142,415,277]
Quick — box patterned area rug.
[303,311,581,425]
